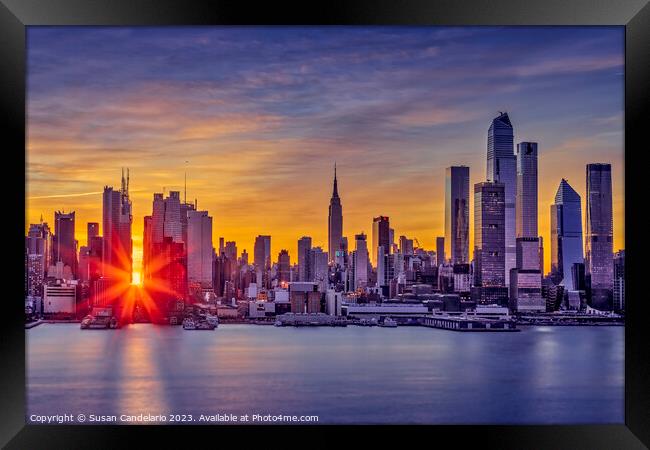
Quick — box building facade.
[486,112,516,289]
[445,166,470,264]
[328,164,343,264]
[187,210,213,289]
[473,182,506,289]
[585,163,614,310]
[550,179,584,289]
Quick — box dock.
[421,315,519,332]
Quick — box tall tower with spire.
[328,163,343,264]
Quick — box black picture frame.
[2,1,648,448]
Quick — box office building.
[53,211,77,278]
[351,233,369,290]
[486,112,516,288]
[474,182,507,304]
[516,142,539,238]
[372,216,390,266]
[297,236,312,281]
[613,250,625,311]
[187,210,213,289]
[328,164,343,263]
[585,163,614,310]
[445,166,470,264]
[102,169,133,281]
[278,249,291,283]
[436,237,445,266]
[550,179,584,289]
[87,222,99,246]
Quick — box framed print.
[2,0,649,448]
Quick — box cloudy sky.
[26,26,624,275]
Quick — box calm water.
[27,324,624,424]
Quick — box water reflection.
[27,324,624,424]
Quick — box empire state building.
[328,164,343,264]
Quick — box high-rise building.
[613,250,625,311]
[473,182,506,289]
[102,169,133,281]
[151,193,165,243]
[163,191,182,243]
[585,164,614,310]
[399,236,414,256]
[26,222,52,299]
[254,235,271,289]
[550,179,584,289]
[436,236,445,266]
[486,112,516,289]
[180,199,197,255]
[278,249,291,284]
[445,166,470,264]
[150,237,187,306]
[328,164,343,264]
[352,233,368,290]
[510,237,545,312]
[516,142,538,238]
[87,222,99,246]
[53,211,77,278]
[297,236,312,281]
[225,241,237,261]
[254,235,271,269]
[187,210,213,289]
[372,216,389,266]
[143,216,152,282]
[310,247,328,291]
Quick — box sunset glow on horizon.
[25,26,624,275]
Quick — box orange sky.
[25,27,625,275]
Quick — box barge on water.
[421,314,519,332]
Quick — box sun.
[131,271,142,286]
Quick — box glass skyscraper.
[487,112,516,289]
[516,142,538,238]
[585,163,614,310]
[473,182,506,287]
[550,179,584,290]
[445,166,470,264]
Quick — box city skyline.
[26,27,624,275]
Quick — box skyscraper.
[328,164,343,264]
[143,215,152,282]
[254,235,271,269]
[474,182,506,288]
[187,210,213,289]
[26,221,52,299]
[399,236,414,256]
[87,222,99,246]
[436,236,445,266]
[445,166,470,264]
[613,250,625,311]
[310,247,328,291]
[297,236,312,281]
[278,249,291,283]
[550,179,584,289]
[487,112,516,288]
[163,191,182,243]
[54,211,77,278]
[254,235,271,289]
[585,163,614,310]
[102,169,133,281]
[516,142,538,238]
[371,216,389,266]
[352,233,368,290]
